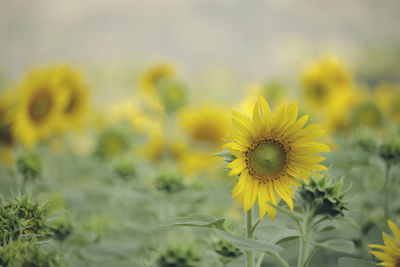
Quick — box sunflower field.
[1,1,400,267]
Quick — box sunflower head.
[379,137,400,165]
[180,105,230,147]
[352,101,385,128]
[369,220,400,267]
[224,97,329,220]
[301,56,353,110]
[113,157,137,181]
[139,63,175,95]
[0,90,15,147]
[55,65,89,129]
[12,68,67,146]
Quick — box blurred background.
[1,0,400,103]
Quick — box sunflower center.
[246,139,287,181]
[29,89,53,123]
[396,257,400,267]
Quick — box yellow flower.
[107,100,156,133]
[12,68,67,146]
[55,65,89,129]
[369,220,400,267]
[180,105,230,147]
[224,97,329,220]
[301,55,353,111]
[0,90,15,147]
[141,131,185,163]
[139,63,175,95]
[376,83,400,123]
[241,82,287,116]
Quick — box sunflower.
[180,105,230,148]
[55,65,89,129]
[376,83,400,123]
[12,68,66,146]
[369,220,400,267]
[224,97,329,220]
[139,63,175,95]
[301,55,353,111]
[0,90,15,164]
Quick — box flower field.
[1,2,400,267]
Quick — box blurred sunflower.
[376,83,400,123]
[139,63,175,95]
[107,100,156,133]
[224,97,329,220]
[369,220,400,267]
[324,89,356,134]
[56,65,89,129]
[141,131,186,163]
[12,68,66,146]
[180,105,230,148]
[301,55,353,111]
[0,90,15,163]
[241,82,287,116]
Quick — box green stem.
[256,252,264,267]
[383,163,391,221]
[297,208,312,267]
[246,208,254,267]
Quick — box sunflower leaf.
[254,225,300,244]
[213,227,282,253]
[161,213,225,230]
[312,239,355,254]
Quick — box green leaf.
[255,225,300,244]
[313,239,355,254]
[213,227,282,254]
[161,213,225,230]
[314,220,338,232]
[338,257,375,267]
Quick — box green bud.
[212,238,242,262]
[156,245,201,267]
[16,150,42,182]
[299,174,350,217]
[155,169,184,194]
[158,78,187,113]
[95,126,130,159]
[0,195,50,245]
[379,137,400,165]
[113,158,137,181]
[352,129,378,153]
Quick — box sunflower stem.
[297,207,312,267]
[245,208,254,267]
[383,162,391,221]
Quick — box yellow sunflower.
[376,83,400,123]
[0,90,16,164]
[139,63,175,95]
[12,68,66,146]
[369,220,400,267]
[55,65,89,129]
[224,97,329,220]
[180,105,230,148]
[301,55,353,111]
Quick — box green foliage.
[0,239,64,267]
[95,126,131,159]
[112,157,137,181]
[158,78,187,113]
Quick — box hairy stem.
[246,208,254,267]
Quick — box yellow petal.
[232,171,249,197]
[258,183,268,220]
[244,179,259,212]
[227,158,246,176]
[274,179,294,211]
[388,220,400,243]
[260,97,272,131]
